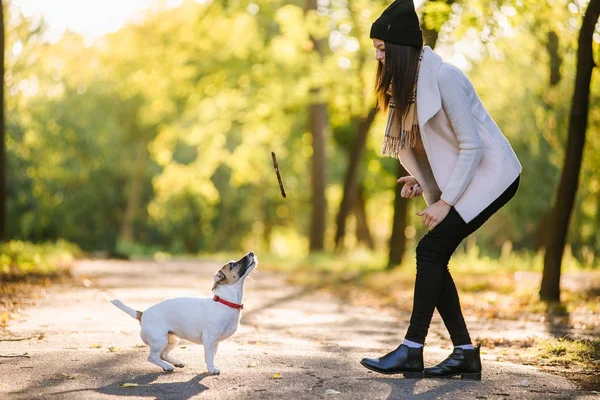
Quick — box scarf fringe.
[381,135,402,158]
[381,123,419,158]
[401,123,419,149]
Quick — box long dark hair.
[374,42,422,117]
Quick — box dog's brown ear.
[212,270,226,291]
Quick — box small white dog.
[110,251,257,374]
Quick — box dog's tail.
[110,299,143,321]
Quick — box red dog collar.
[213,295,243,310]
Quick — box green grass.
[0,240,82,280]
[537,338,600,367]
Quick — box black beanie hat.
[370,0,423,48]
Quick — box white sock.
[456,344,474,350]
[403,339,424,348]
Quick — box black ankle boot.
[424,344,482,380]
[360,344,424,378]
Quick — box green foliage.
[3,0,600,266]
[537,338,600,367]
[0,240,81,278]
[423,1,453,32]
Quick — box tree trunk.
[334,106,377,250]
[0,1,5,242]
[120,140,148,242]
[546,30,562,86]
[308,96,328,252]
[592,191,600,256]
[422,21,440,48]
[533,210,552,250]
[306,0,328,252]
[533,33,562,250]
[540,0,600,302]
[355,184,374,249]
[388,163,409,268]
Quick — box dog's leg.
[202,335,220,375]
[144,332,174,372]
[161,333,185,368]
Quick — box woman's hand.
[417,200,451,231]
[397,176,423,199]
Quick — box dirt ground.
[0,259,598,399]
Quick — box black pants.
[404,176,520,346]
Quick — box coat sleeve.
[437,65,484,206]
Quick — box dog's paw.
[163,367,175,373]
[208,367,220,375]
[174,363,186,368]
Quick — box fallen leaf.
[108,346,120,352]
[180,346,187,349]
[120,383,139,388]
[248,362,258,368]
[325,389,341,395]
[272,373,282,379]
[90,343,102,349]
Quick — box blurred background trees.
[2,0,599,297]
[0,0,5,242]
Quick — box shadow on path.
[47,372,210,400]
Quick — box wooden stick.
[271,152,287,198]
[0,354,30,358]
[0,337,32,342]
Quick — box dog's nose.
[248,251,254,257]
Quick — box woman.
[360,0,522,380]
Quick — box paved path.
[0,259,595,399]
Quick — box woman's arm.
[436,65,484,206]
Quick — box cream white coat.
[397,47,521,223]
